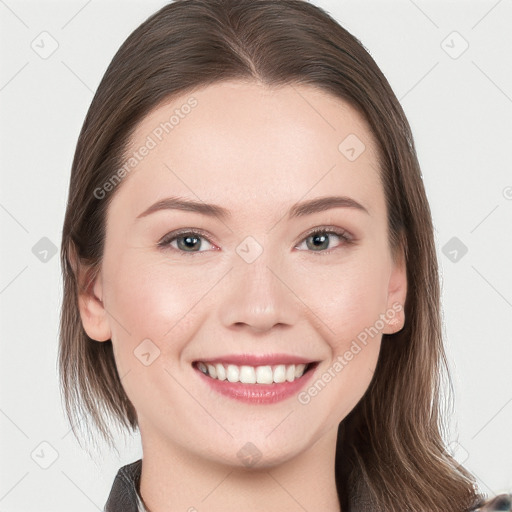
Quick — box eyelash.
[157,226,354,256]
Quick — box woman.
[58,0,511,510]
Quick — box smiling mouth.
[192,361,319,384]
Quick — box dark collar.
[104,459,147,512]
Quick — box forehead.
[111,80,383,221]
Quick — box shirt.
[104,458,512,512]
[104,459,147,512]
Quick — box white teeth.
[206,364,217,379]
[294,364,306,378]
[239,365,256,384]
[226,364,239,382]
[273,365,286,383]
[196,361,310,384]
[256,365,273,384]
[215,363,226,381]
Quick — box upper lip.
[194,353,317,366]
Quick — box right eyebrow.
[136,196,231,221]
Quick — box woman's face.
[80,80,406,467]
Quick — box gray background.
[1,0,511,510]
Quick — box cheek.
[294,261,386,425]
[102,254,210,415]
[103,252,206,370]
[296,252,391,350]
[294,257,388,421]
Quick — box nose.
[217,250,301,334]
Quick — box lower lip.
[194,363,318,404]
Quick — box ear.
[71,247,112,342]
[382,241,407,335]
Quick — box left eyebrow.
[288,195,369,218]
[135,194,369,221]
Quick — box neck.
[139,424,342,512]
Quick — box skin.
[78,80,407,512]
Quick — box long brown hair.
[59,0,487,509]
